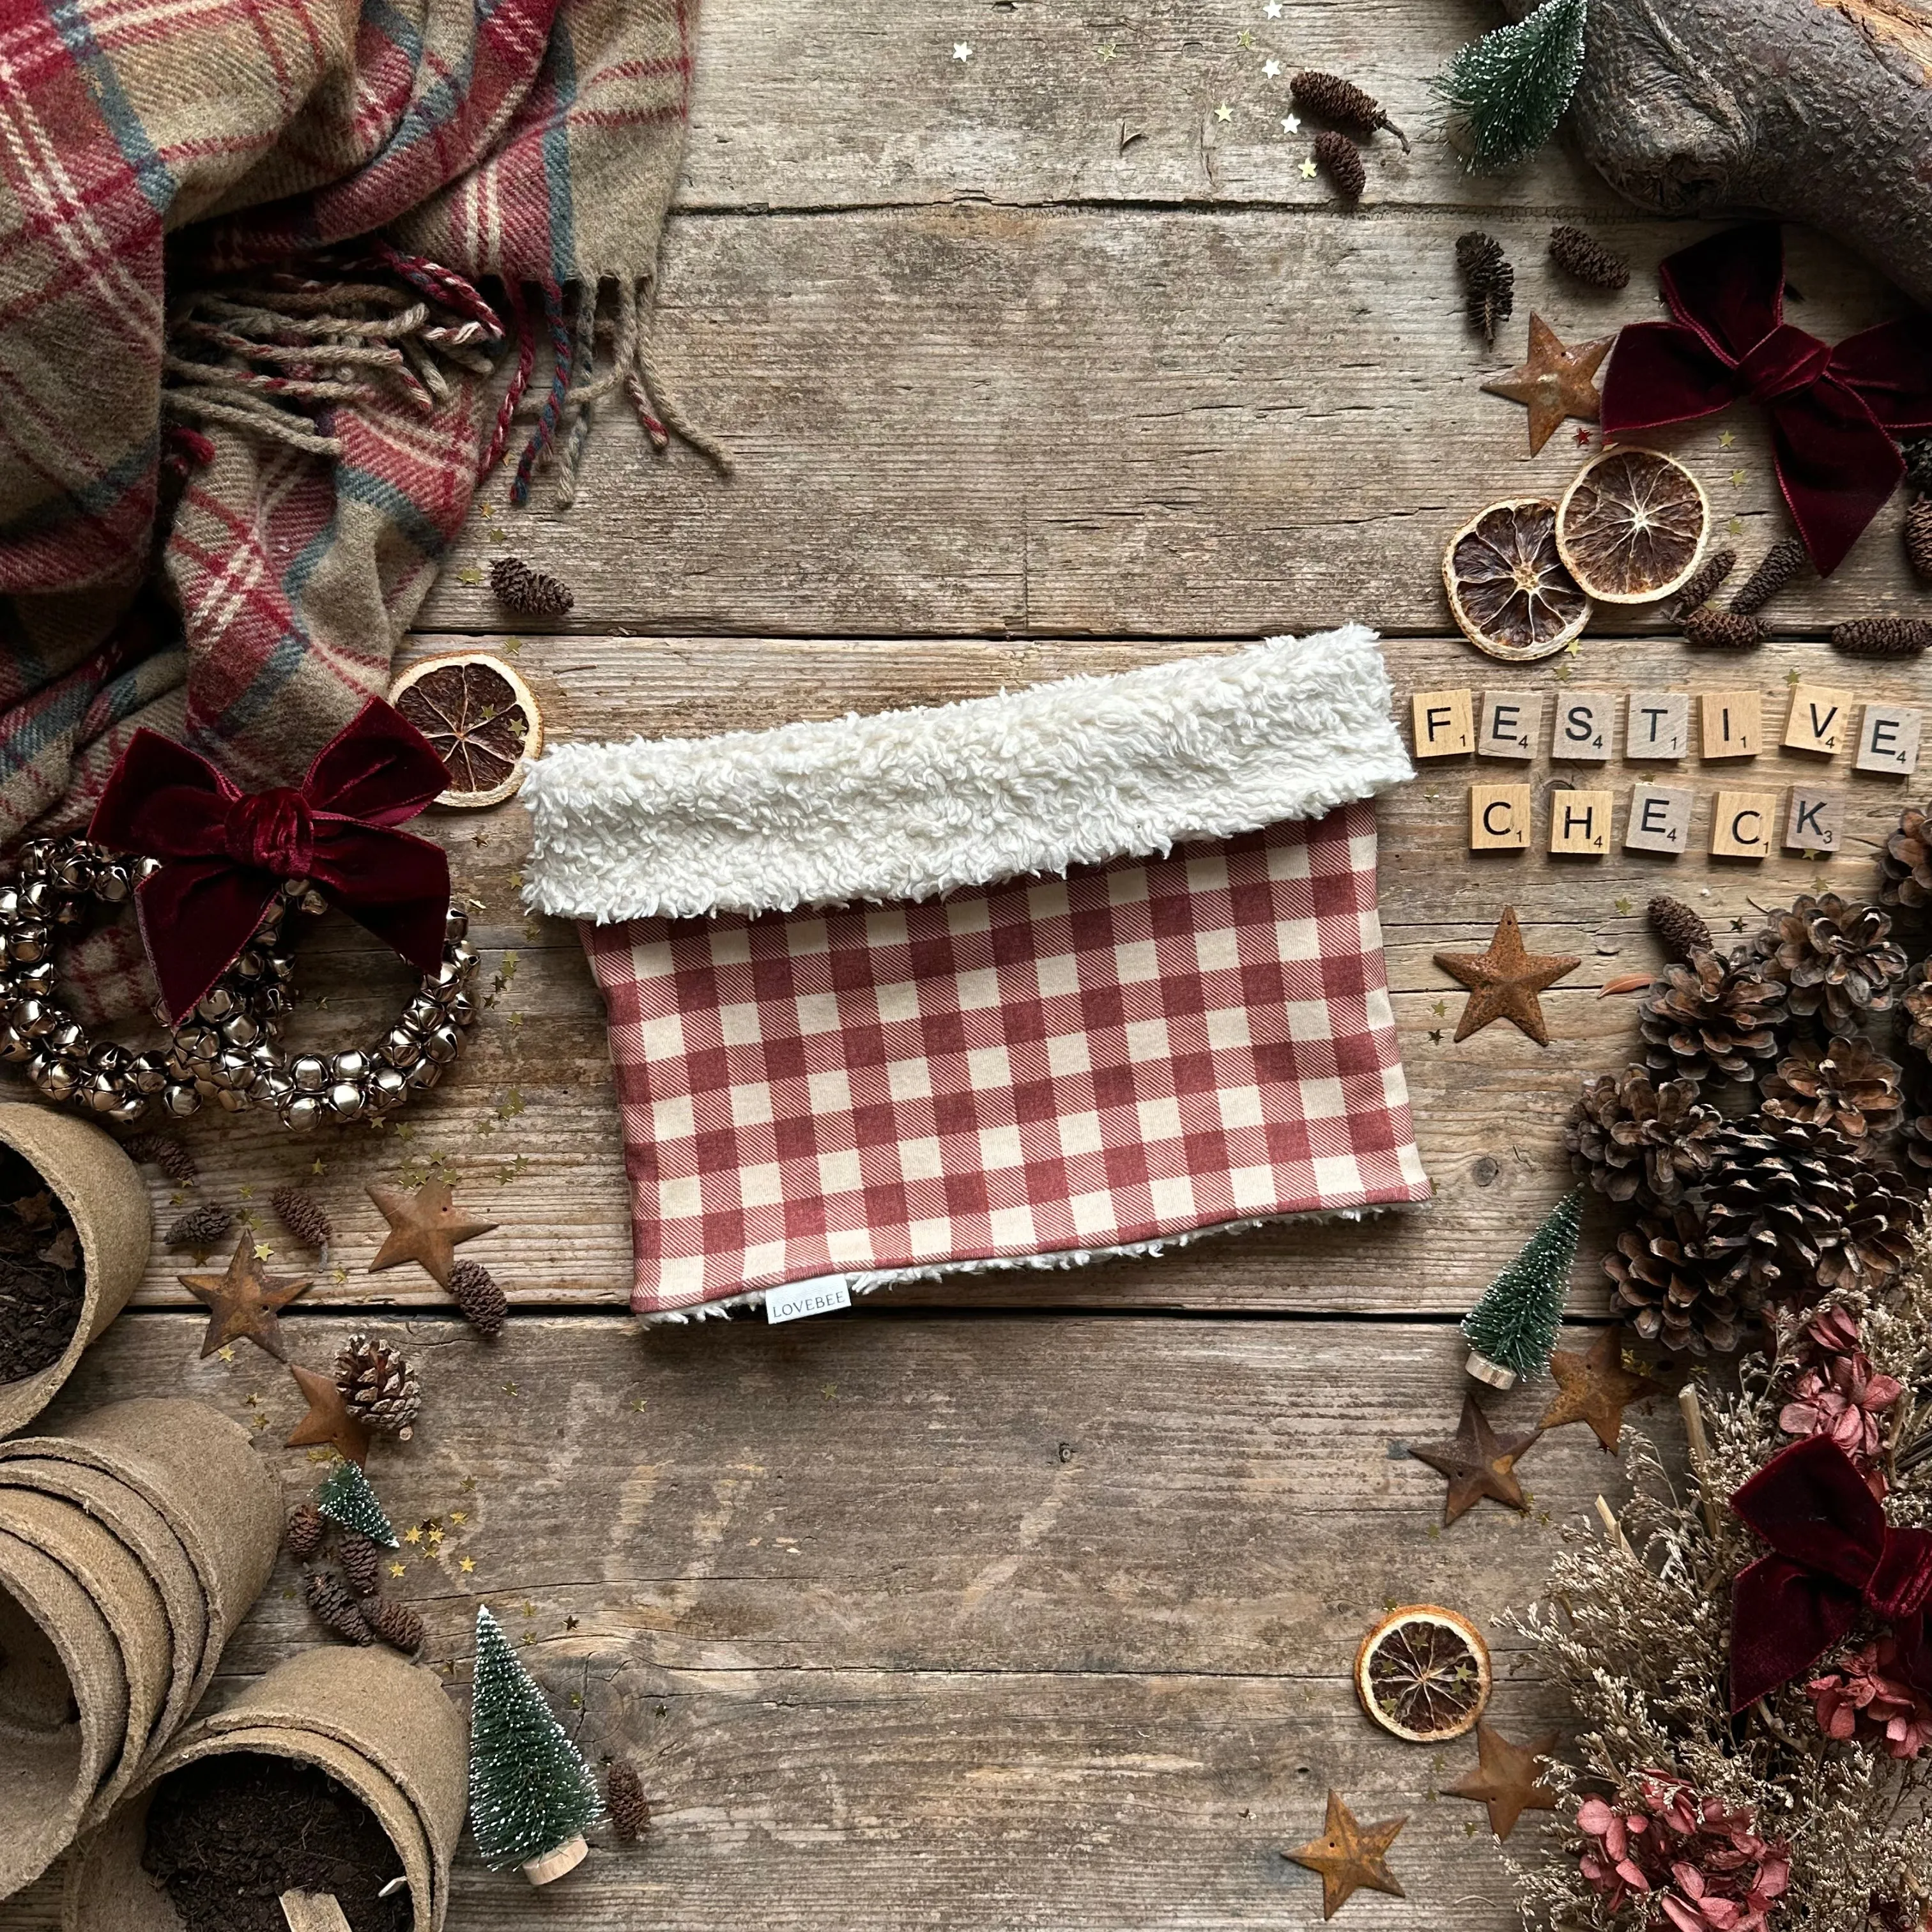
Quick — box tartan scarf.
[0,0,700,1011]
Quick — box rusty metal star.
[1483,314,1614,455]
[1446,1722,1561,1839]
[367,1178,496,1287]
[1434,907,1581,1047]
[1285,1791,1407,1918]
[286,1363,373,1467]
[1409,1392,1540,1525]
[179,1231,312,1361]
[1540,1328,1658,1451]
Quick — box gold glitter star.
[404,1526,424,1545]
[218,1345,236,1363]
[1215,102,1232,121]
[1237,26,1253,45]
[450,1511,468,1526]
[1096,40,1117,61]
[1719,429,1737,448]
[460,1556,476,1574]
[1299,157,1317,178]
[427,1526,445,1545]
[389,1561,406,1579]
[1731,468,1748,487]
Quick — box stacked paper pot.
[0,1103,151,1438]
[65,1646,468,1932]
[0,1397,280,1896]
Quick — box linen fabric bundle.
[523,628,1432,1320]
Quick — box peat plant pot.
[0,1103,150,1439]
[66,1649,468,1932]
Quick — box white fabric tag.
[764,1276,854,1324]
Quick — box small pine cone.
[1730,537,1809,615]
[1760,1036,1905,1140]
[285,1501,327,1561]
[1290,70,1409,150]
[1648,895,1713,965]
[448,1259,507,1338]
[1685,606,1766,651]
[1908,498,1932,583]
[1880,804,1932,912]
[164,1202,233,1250]
[339,1531,382,1599]
[1666,546,1736,620]
[489,555,573,618]
[1836,617,1932,658]
[1565,1066,1722,1209]
[606,1759,650,1843]
[1751,893,1908,1036]
[1312,130,1365,203]
[271,1185,332,1253]
[364,1595,424,1657]
[1454,232,1514,347]
[123,1132,197,1188]
[1638,952,1786,1085]
[1604,1206,1751,1358]
[1906,436,1932,496]
[305,1569,374,1645]
[1547,224,1630,289]
[335,1333,422,1440]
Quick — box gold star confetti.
[952,41,970,60]
[389,1561,406,1578]
[427,1526,445,1545]
[460,1556,476,1574]
[1719,429,1737,448]
[218,1345,236,1363]
[1237,26,1254,45]
[1215,101,1232,121]
[404,1526,424,1545]
[1299,157,1318,178]
[1096,40,1117,61]
[450,1511,468,1526]
[456,567,482,588]
[1731,468,1748,487]
[1728,516,1745,535]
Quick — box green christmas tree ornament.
[468,1604,602,1883]
[1460,1188,1584,1390]
[1436,0,1589,172]
[314,1457,399,1548]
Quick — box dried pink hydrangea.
[1807,1635,1932,1761]
[1576,1774,1790,1932]
[1778,1307,1901,1494]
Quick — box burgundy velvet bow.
[89,700,452,1027]
[1601,223,1932,576]
[1728,1433,1932,1713]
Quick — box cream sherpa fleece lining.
[521,625,1410,923]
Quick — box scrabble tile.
[1476,690,1542,760]
[1623,785,1694,855]
[1784,789,1842,855]
[1711,790,1776,859]
[1855,703,1924,777]
[1549,788,1614,855]
[1469,783,1531,851]
[1550,691,1616,762]
[1782,683,1855,756]
[1625,692,1689,761]
[1411,689,1473,758]
[1699,691,1761,760]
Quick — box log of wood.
[1504,0,1932,307]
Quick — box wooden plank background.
[9,0,1928,1926]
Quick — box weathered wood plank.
[414,213,1918,641]
[1,1313,1625,1931]
[100,630,1925,1315]
[681,0,1627,215]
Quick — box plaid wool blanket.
[0,0,702,1009]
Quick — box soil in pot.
[141,1756,413,1932]
[0,1147,85,1383]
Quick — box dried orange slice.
[1354,1604,1492,1742]
[1443,499,1592,661]
[1556,446,1710,604]
[388,652,544,809]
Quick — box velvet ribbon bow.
[89,700,452,1027]
[1601,223,1932,576]
[1728,1432,1932,1712]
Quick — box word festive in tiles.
[1699,691,1762,760]
[1711,790,1777,859]
[1551,692,1616,762]
[1785,789,1842,854]
[1549,789,1614,855]
[1782,683,1855,756]
[1411,689,1475,758]
[1857,703,1924,777]
[1476,691,1542,760]
[1469,782,1532,850]
[1626,692,1690,762]
[1623,785,1694,854]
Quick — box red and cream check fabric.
[585,800,1429,1316]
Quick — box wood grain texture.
[1,1313,1620,1930]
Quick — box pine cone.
[272,1185,332,1252]
[1908,498,1932,583]
[1752,894,1908,1036]
[1312,130,1365,202]
[1903,963,1932,1054]
[1637,952,1786,1085]
[1835,618,1932,658]
[1547,223,1630,289]
[1699,1119,1920,1305]
[1289,70,1409,149]
[164,1202,232,1250]
[1903,1112,1932,1183]
[1455,232,1514,346]
[339,1530,382,1599]
[285,1501,326,1561]
[1684,606,1766,651]
[606,1759,650,1843]
[448,1258,507,1338]
[1880,805,1932,912]
[1760,1037,1905,1139]
[489,555,573,617]
[335,1333,422,1440]
[1729,537,1809,615]
[1604,1206,1751,1358]
[305,1569,374,1645]
[1907,436,1932,496]
[1566,1068,1722,1208]
[1666,547,1736,622]
[364,1595,424,1656]
[122,1132,197,1188]
[1648,895,1713,965]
